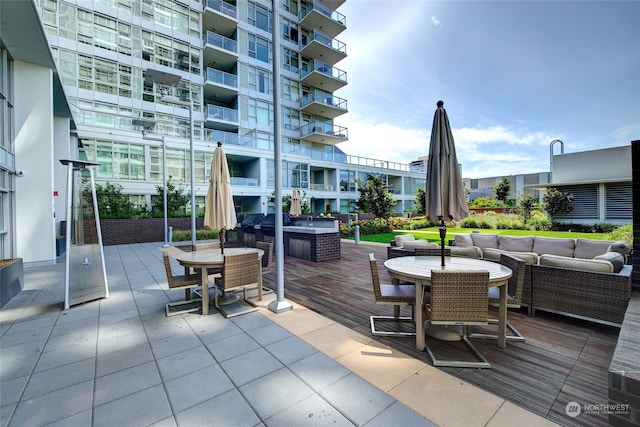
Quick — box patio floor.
[0,240,608,426]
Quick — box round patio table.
[176,247,263,315]
[383,256,512,350]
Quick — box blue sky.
[334,0,640,179]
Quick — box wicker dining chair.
[213,252,261,317]
[368,253,416,337]
[470,253,526,342]
[162,251,203,316]
[414,247,451,257]
[254,241,274,297]
[425,269,491,368]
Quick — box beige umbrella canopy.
[289,188,302,217]
[204,142,237,253]
[426,101,469,265]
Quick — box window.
[282,77,299,101]
[282,47,298,72]
[247,65,271,94]
[248,2,270,32]
[340,170,356,192]
[248,34,270,63]
[281,18,298,43]
[283,107,300,130]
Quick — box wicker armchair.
[243,241,274,299]
[425,269,491,368]
[368,253,416,337]
[213,252,261,317]
[162,251,202,316]
[470,253,526,342]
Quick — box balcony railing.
[300,30,346,55]
[206,67,238,88]
[309,183,336,191]
[300,90,347,110]
[300,59,347,83]
[300,1,346,27]
[230,177,259,186]
[206,0,237,18]
[205,31,237,54]
[205,105,238,123]
[300,121,347,138]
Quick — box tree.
[354,175,397,220]
[94,182,136,219]
[414,187,426,216]
[517,192,536,223]
[151,177,190,217]
[494,178,511,204]
[543,188,574,218]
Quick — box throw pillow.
[574,238,613,259]
[394,234,415,247]
[532,237,575,258]
[594,252,625,273]
[470,233,499,249]
[453,234,473,247]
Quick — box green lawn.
[346,227,612,244]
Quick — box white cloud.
[431,16,442,27]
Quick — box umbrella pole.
[220,229,225,254]
[439,219,446,267]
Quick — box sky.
[334,0,640,179]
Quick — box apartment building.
[2,0,425,263]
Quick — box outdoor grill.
[240,213,265,233]
[261,213,292,236]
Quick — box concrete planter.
[0,258,23,308]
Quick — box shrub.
[340,222,354,238]
[495,218,527,230]
[468,197,502,208]
[356,218,393,235]
[172,229,219,242]
[459,217,492,229]
[387,216,409,230]
[407,218,435,230]
[591,222,617,234]
[608,224,633,243]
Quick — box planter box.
[0,258,23,308]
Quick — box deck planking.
[261,241,619,427]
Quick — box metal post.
[189,100,196,249]
[354,225,360,245]
[268,1,292,314]
[162,136,169,247]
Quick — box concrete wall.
[553,145,631,183]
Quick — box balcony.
[203,0,237,37]
[230,176,259,186]
[300,121,348,145]
[299,1,346,39]
[309,183,336,191]
[203,31,238,71]
[204,67,238,105]
[300,30,346,66]
[204,104,239,131]
[300,59,347,92]
[300,90,347,119]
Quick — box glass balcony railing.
[206,0,237,18]
[205,31,237,54]
[300,121,348,138]
[206,67,238,88]
[300,90,347,110]
[300,30,346,55]
[300,1,346,27]
[300,59,347,82]
[309,183,336,191]
[205,105,238,123]
[230,177,258,186]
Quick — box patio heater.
[60,159,109,310]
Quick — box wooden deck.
[261,240,619,427]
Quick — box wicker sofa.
[389,233,633,326]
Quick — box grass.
[346,227,612,244]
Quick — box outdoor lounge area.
[2,239,630,426]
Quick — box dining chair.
[470,253,526,342]
[425,269,491,368]
[368,253,416,337]
[414,247,451,257]
[162,251,203,316]
[213,252,261,318]
[254,241,274,296]
[193,242,223,275]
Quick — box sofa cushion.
[539,254,613,273]
[594,252,625,273]
[498,235,534,252]
[453,234,474,247]
[609,241,632,256]
[532,237,575,257]
[394,234,415,247]
[574,238,613,259]
[482,248,538,265]
[403,240,439,251]
[470,233,499,250]
[449,246,482,258]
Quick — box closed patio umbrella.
[426,101,469,266]
[289,188,302,217]
[204,142,237,254]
